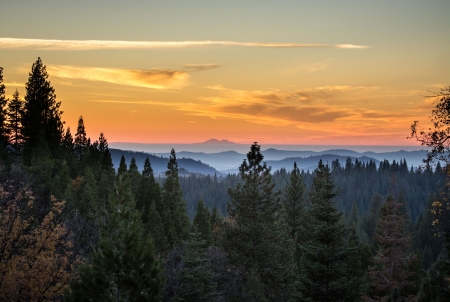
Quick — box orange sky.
[1,1,449,146]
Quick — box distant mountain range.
[109,149,223,176]
[110,147,428,177]
[149,149,427,173]
[194,139,236,145]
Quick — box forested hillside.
[1,59,450,301]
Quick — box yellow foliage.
[0,187,75,301]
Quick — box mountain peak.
[197,139,236,145]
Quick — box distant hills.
[149,149,427,173]
[195,139,236,145]
[110,147,427,177]
[109,149,223,176]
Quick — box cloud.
[3,82,24,87]
[184,64,220,72]
[335,44,370,49]
[171,85,414,132]
[46,65,190,89]
[176,86,374,126]
[305,62,328,73]
[0,38,370,50]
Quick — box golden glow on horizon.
[2,0,447,147]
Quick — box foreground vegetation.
[1,59,450,301]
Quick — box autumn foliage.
[0,184,74,301]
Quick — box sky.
[1,0,449,146]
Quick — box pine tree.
[66,175,164,301]
[6,90,24,160]
[0,67,7,147]
[162,149,190,246]
[365,193,384,243]
[29,132,55,217]
[283,162,306,241]
[222,143,294,300]
[118,155,127,176]
[172,227,217,301]
[283,162,306,269]
[138,157,169,252]
[147,201,170,253]
[210,206,222,247]
[299,160,361,301]
[74,115,88,160]
[243,263,268,302]
[22,58,63,161]
[368,195,419,300]
[128,157,141,200]
[193,199,213,248]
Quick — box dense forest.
[1,58,450,301]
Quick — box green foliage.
[223,143,294,300]
[162,149,190,246]
[22,58,63,161]
[299,160,362,301]
[193,199,213,248]
[74,116,88,161]
[368,195,419,300]
[6,90,24,160]
[66,176,164,302]
[118,155,127,176]
[243,263,268,302]
[0,67,8,147]
[283,162,306,241]
[172,228,217,301]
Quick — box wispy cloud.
[335,44,370,49]
[184,64,220,72]
[46,65,190,89]
[305,62,328,73]
[3,82,24,87]
[174,86,383,127]
[0,38,370,50]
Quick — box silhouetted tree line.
[0,59,450,301]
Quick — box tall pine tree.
[368,195,419,300]
[6,90,24,161]
[223,142,294,300]
[22,58,63,162]
[161,149,190,246]
[299,160,361,301]
[66,175,164,301]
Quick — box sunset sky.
[1,0,449,146]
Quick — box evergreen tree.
[283,162,306,241]
[365,193,384,243]
[161,149,190,246]
[147,201,170,253]
[368,195,419,300]
[222,142,294,300]
[118,155,127,176]
[29,132,54,217]
[22,58,63,161]
[66,175,164,301]
[299,160,361,301]
[193,199,213,248]
[0,67,7,147]
[137,157,160,223]
[74,115,88,160]
[210,206,222,247]
[172,227,217,301]
[6,90,24,160]
[128,157,141,200]
[243,263,268,302]
[138,157,169,252]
